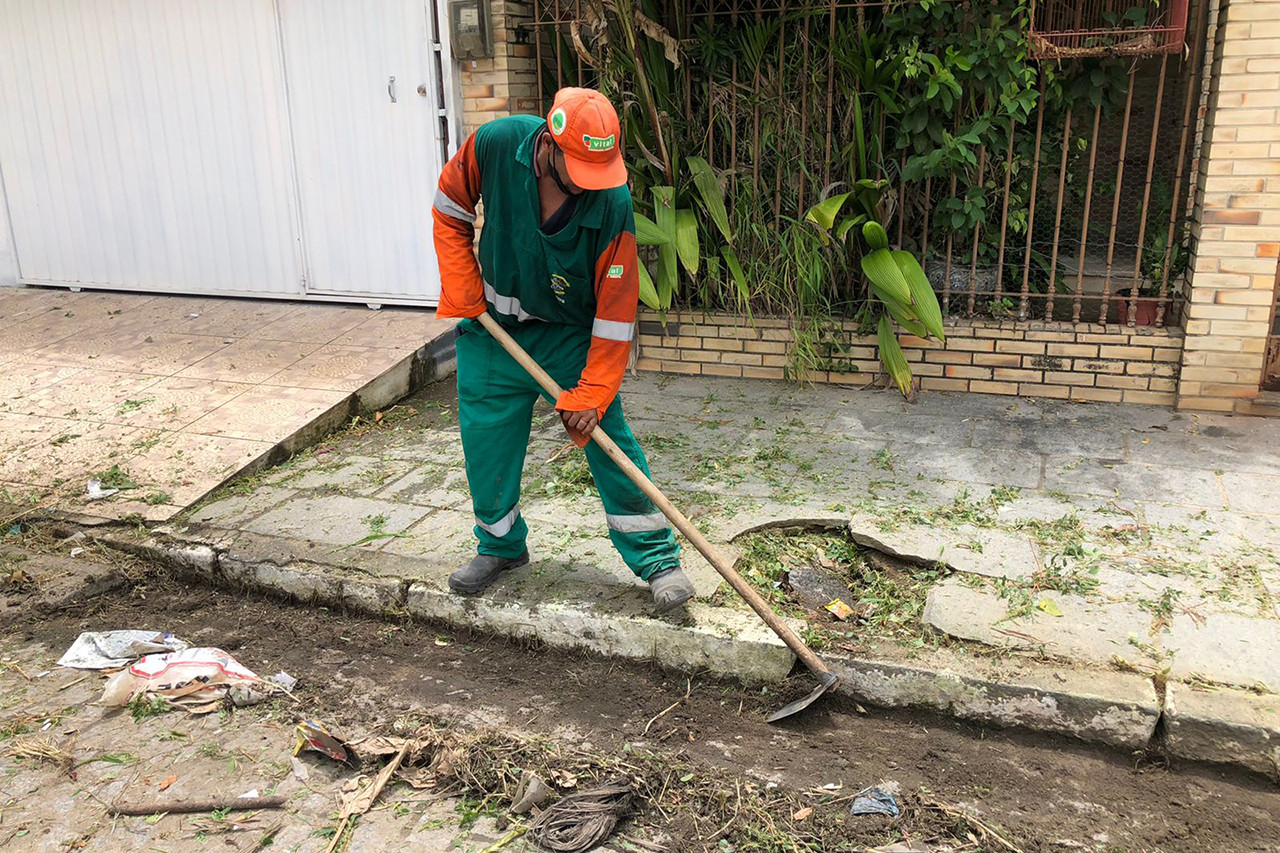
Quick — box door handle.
[387,76,396,103]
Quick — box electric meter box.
[448,0,493,61]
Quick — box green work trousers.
[454,319,681,581]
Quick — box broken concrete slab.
[718,510,850,544]
[922,578,1157,669]
[848,515,1040,579]
[1165,683,1280,779]
[1164,612,1280,689]
[830,655,1159,748]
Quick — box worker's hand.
[561,409,599,438]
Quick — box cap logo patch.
[550,108,567,135]
[582,133,616,151]
[607,264,624,278]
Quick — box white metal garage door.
[0,0,448,305]
[280,0,446,304]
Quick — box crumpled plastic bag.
[57,630,188,669]
[851,785,901,818]
[101,647,264,711]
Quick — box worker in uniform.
[431,87,695,612]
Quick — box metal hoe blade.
[766,671,838,723]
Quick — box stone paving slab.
[849,516,1040,579]
[921,579,1159,669]
[0,288,456,521]
[1166,612,1280,688]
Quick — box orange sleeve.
[432,133,487,319]
[556,229,638,441]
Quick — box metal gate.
[1264,257,1280,392]
[0,0,453,305]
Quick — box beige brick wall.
[457,0,540,139]
[637,312,1185,406]
[1179,0,1280,415]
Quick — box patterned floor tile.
[183,385,349,443]
[263,344,408,392]
[246,305,373,344]
[175,338,319,384]
[22,370,164,421]
[87,376,254,430]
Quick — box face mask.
[542,132,581,196]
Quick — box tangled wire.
[528,780,633,853]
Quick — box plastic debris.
[825,598,856,621]
[57,630,189,670]
[851,786,901,818]
[101,647,263,710]
[512,770,554,814]
[268,671,298,692]
[85,479,119,501]
[295,719,356,765]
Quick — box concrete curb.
[99,530,796,685]
[1166,682,1280,779]
[826,655,1160,750]
[79,528,1280,779]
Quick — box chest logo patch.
[550,273,571,304]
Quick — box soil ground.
[2,547,1279,852]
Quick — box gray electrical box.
[448,0,493,60]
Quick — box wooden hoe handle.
[476,312,832,679]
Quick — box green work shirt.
[473,115,635,329]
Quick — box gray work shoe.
[649,566,695,613]
[448,551,530,595]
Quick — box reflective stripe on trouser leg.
[605,512,668,533]
[456,329,535,559]
[477,504,522,538]
[582,399,681,582]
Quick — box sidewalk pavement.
[142,370,1279,774]
[0,288,455,521]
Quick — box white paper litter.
[57,630,189,670]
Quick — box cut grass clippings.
[721,531,949,649]
[348,714,1017,853]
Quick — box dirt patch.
[6,556,1279,852]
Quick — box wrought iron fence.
[528,0,1210,327]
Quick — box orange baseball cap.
[546,88,627,191]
